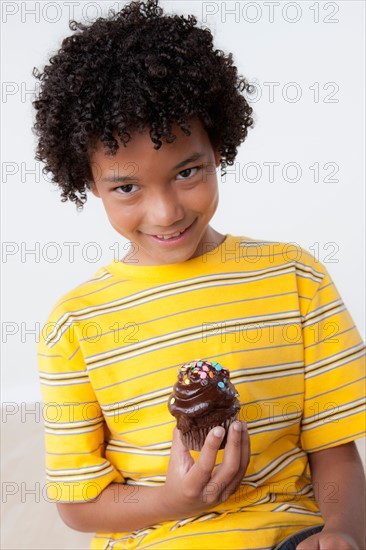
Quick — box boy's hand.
[297,528,359,549]
[161,420,250,520]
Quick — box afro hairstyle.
[32,0,254,209]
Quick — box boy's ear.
[89,181,100,198]
[214,150,221,167]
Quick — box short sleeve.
[37,311,123,502]
[300,263,366,452]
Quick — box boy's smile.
[90,118,225,265]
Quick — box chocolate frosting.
[168,360,241,433]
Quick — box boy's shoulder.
[45,264,114,320]
[38,264,118,354]
[227,235,326,275]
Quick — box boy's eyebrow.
[100,152,206,183]
[172,152,205,170]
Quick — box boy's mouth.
[149,222,194,242]
[155,228,186,240]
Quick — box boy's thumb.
[170,428,191,458]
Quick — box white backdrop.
[1,0,365,403]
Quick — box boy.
[34,1,366,548]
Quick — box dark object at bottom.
[273,525,324,550]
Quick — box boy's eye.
[115,183,139,194]
[176,166,200,180]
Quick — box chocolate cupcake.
[168,359,241,451]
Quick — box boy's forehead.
[89,117,219,181]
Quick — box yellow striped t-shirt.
[37,235,366,549]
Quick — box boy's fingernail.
[213,426,225,438]
[233,421,242,432]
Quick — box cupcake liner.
[180,414,238,452]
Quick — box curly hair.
[32,0,254,209]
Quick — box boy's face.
[90,118,224,265]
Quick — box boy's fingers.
[296,534,320,549]
[211,421,242,482]
[219,421,250,497]
[186,426,225,488]
[212,421,250,498]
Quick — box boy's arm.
[57,421,249,533]
[297,441,366,549]
[57,483,171,532]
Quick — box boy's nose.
[147,190,185,227]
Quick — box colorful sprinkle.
[184,379,190,385]
[214,364,222,371]
[170,397,175,404]
[201,379,208,386]
[202,365,209,372]
[209,371,214,378]
[218,381,225,389]
[212,361,218,366]
[197,361,203,366]
[199,372,207,379]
